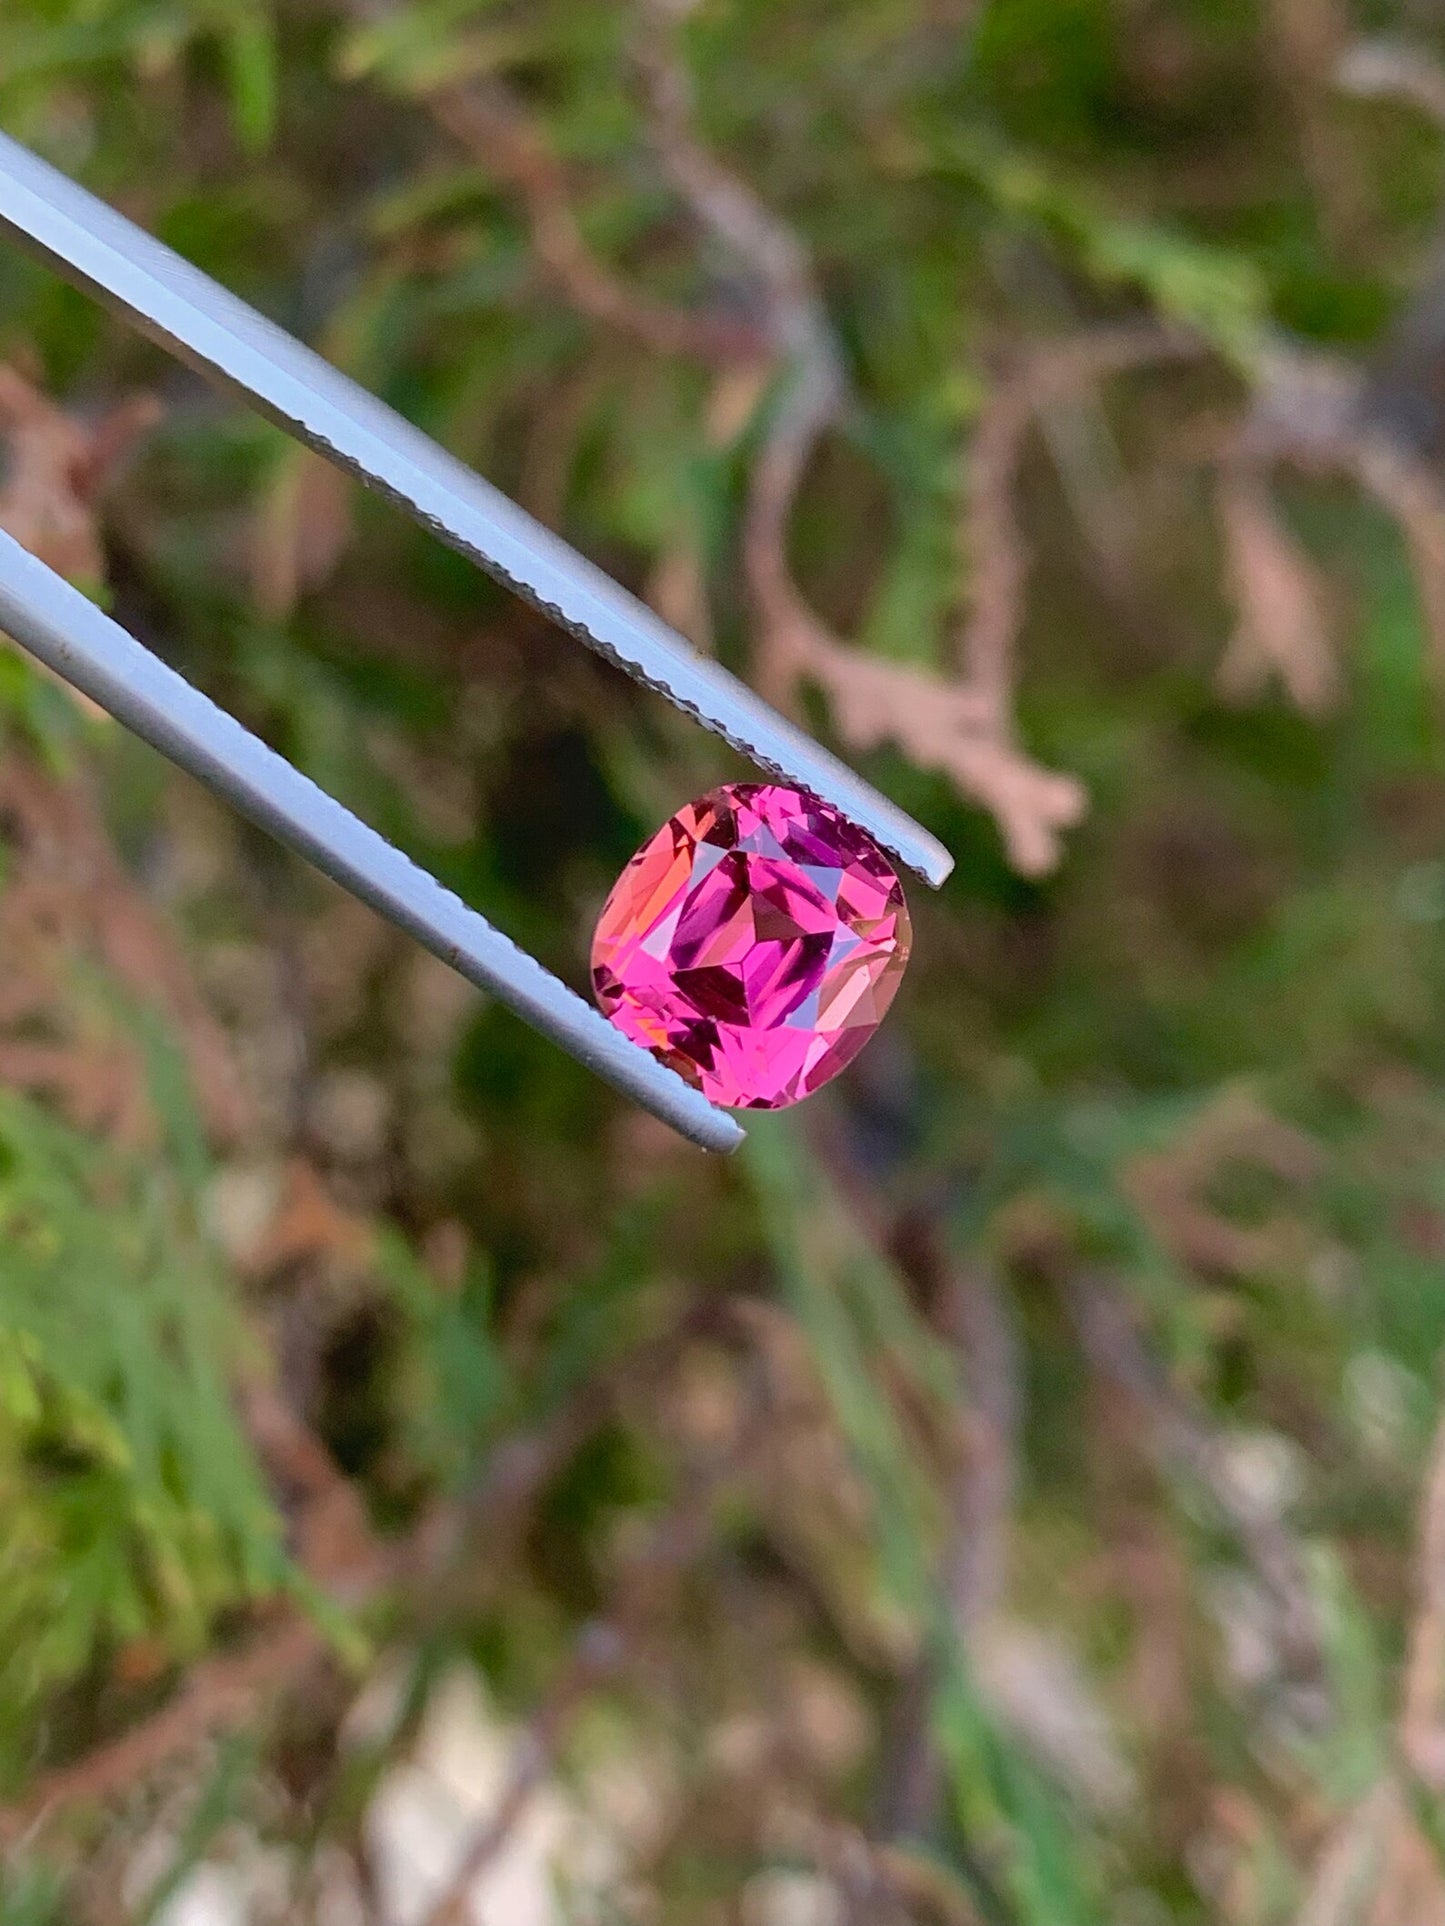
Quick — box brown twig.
[1241,345,1445,680]
[0,753,252,1145]
[635,0,1112,870]
[1291,1399,1445,1924]
[0,1612,323,1845]
[798,1111,1021,1844]
[333,0,764,367]
[633,17,1445,863]
[937,1265,1020,1642]
[1294,1780,1398,1926]
[1266,0,1371,256]
[0,1292,740,1846]
[352,0,1234,877]
[1067,1270,1323,1685]
[413,1619,628,1926]
[939,325,1207,869]
[426,82,767,368]
[414,1419,766,1926]
[870,1838,987,1926]
[236,1368,385,1588]
[0,1360,381,1844]
[0,1465,453,1845]
[434,0,1445,862]
[635,2,819,350]
[638,0,1093,870]
[881,1258,1021,1840]
[1400,1398,1445,1791]
[957,326,1197,711]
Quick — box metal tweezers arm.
[0,529,744,1153]
[0,130,951,1151]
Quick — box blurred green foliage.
[3,1,1445,1922]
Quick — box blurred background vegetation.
[4,0,1445,1920]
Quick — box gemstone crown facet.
[590,782,912,1110]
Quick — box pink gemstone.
[591,783,912,1110]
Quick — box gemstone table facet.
[591,783,913,1110]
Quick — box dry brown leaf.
[762,591,1086,876]
[0,363,157,582]
[1218,472,1339,716]
[0,365,159,725]
[817,642,1085,877]
[1240,349,1445,689]
[250,444,354,620]
[742,332,1204,878]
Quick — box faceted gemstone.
[591,782,912,1110]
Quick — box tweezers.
[0,131,951,1153]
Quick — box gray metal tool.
[0,131,951,1151]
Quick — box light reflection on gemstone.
[590,783,912,1110]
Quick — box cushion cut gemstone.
[591,783,912,1110]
